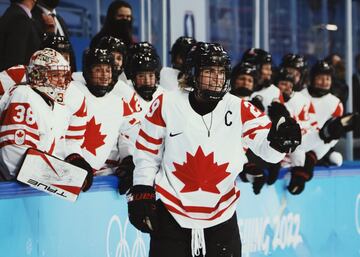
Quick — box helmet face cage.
[83,48,117,97]
[185,42,231,101]
[97,36,127,74]
[27,48,71,104]
[128,51,162,101]
[170,36,196,69]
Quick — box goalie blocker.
[17,148,92,202]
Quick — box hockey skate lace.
[191,228,206,256]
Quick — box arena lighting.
[314,23,338,31]
[325,24,338,31]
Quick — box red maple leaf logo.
[172,147,230,194]
[81,116,106,155]
[16,131,24,137]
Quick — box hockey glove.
[249,96,265,112]
[239,163,266,195]
[268,116,301,153]
[116,156,135,195]
[65,153,93,192]
[320,113,360,143]
[127,185,158,233]
[266,162,281,185]
[287,151,317,195]
[267,102,290,122]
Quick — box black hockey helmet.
[170,36,197,70]
[241,48,272,67]
[97,36,127,75]
[280,53,308,91]
[185,42,231,101]
[230,62,258,97]
[41,34,71,54]
[83,48,116,97]
[308,60,333,97]
[127,51,162,101]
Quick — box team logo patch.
[14,129,25,145]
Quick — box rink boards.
[0,163,359,257]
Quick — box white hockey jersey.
[73,81,139,171]
[251,84,284,112]
[0,85,69,180]
[301,88,343,128]
[160,67,180,91]
[133,90,285,229]
[0,65,27,97]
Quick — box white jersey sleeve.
[240,100,285,163]
[0,65,27,98]
[0,87,41,179]
[159,67,180,91]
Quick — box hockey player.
[300,60,359,169]
[127,42,301,257]
[71,48,138,191]
[96,36,128,83]
[0,34,73,98]
[230,61,258,99]
[280,53,308,92]
[160,36,196,91]
[0,48,93,190]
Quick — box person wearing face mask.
[31,0,77,71]
[90,0,135,49]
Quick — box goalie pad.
[17,148,87,202]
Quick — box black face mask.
[109,19,133,45]
[308,86,330,98]
[230,87,252,97]
[135,85,157,101]
[41,0,59,9]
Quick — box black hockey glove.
[266,162,281,185]
[319,113,360,143]
[116,156,135,195]
[249,96,265,112]
[239,163,266,195]
[268,116,301,153]
[65,153,93,192]
[267,102,290,122]
[287,151,317,195]
[127,185,158,233]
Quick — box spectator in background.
[0,0,41,71]
[32,0,77,71]
[90,0,134,48]
[325,53,348,106]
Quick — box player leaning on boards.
[0,48,93,190]
[126,42,302,257]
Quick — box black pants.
[149,201,241,257]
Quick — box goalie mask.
[185,42,231,102]
[83,48,116,97]
[27,48,71,104]
[230,62,258,97]
[170,36,197,70]
[280,53,307,91]
[127,51,162,101]
[308,60,333,97]
[97,36,127,77]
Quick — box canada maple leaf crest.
[81,116,106,155]
[172,147,230,194]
